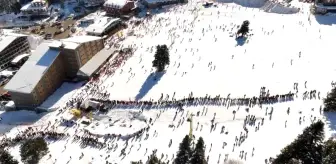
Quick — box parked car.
[45,33,53,39]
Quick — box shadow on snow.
[135,71,166,101]
[324,112,336,138]
[315,15,336,25]
[216,0,265,8]
[236,36,247,46]
[0,110,48,134]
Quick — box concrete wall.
[79,39,104,66]
[61,48,80,78]
[9,91,35,108]
[33,53,65,106]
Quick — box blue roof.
[36,48,59,67]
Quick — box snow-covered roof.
[0,33,27,54]
[85,17,121,35]
[11,53,31,64]
[49,36,102,50]
[49,40,80,50]
[5,41,60,94]
[21,0,48,11]
[104,0,128,9]
[62,35,102,43]
[78,48,116,77]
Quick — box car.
[45,33,53,39]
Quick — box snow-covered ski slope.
[3,0,336,164]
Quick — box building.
[314,0,336,13]
[104,0,135,16]
[5,36,104,109]
[77,48,116,80]
[140,0,180,8]
[320,0,336,5]
[11,53,31,67]
[83,0,105,8]
[20,0,49,16]
[85,17,122,36]
[0,32,30,70]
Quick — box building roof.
[49,40,80,50]
[61,35,103,43]
[49,35,102,50]
[321,0,336,4]
[85,17,121,35]
[77,48,116,77]
[104,0,128,8]
[21,0,48,11]
[84,0,105,7]
[11,53,31,64]
[0,32,27,53]
[5,41,60,94]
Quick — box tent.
[71,109,81,118]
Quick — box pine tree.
[288,158,302,164]
[147,153,166,164]
[0,0,17,13]
[190,137,206,164]
[237,20,250,38]
[273,120,324,164]
[152,45,170,72]
[322,139,336,163]
[0,150,19,164]
[20,137,49,164]
[324,87,336,112]
[175,135,192,164]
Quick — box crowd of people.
[0,1,327,163]
[90,91,296,111]
[0,127,68,149]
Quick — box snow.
[21,1,48,11]
[85,17,121,35]
[0,70,14,77]
[217,0,266,7]
[86,109,149,136]
[3,0,336,163]
[27,35,44,50]
[39,82,84,111]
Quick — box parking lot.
[23,19,76,40]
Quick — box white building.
[0,31,30,70]
[85,17,121,36]
[20,0,49,16]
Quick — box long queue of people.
[0,127,68,149]
[89,91,295,111]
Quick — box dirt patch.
[23,19,77,40]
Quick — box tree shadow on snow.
[135,71,166,101]
[315,15,336,25]
[235,36,247,46]
[215,0,265,8]
[324,112,336,138]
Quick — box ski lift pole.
[90,111,93,121]
[189,114,193,139]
